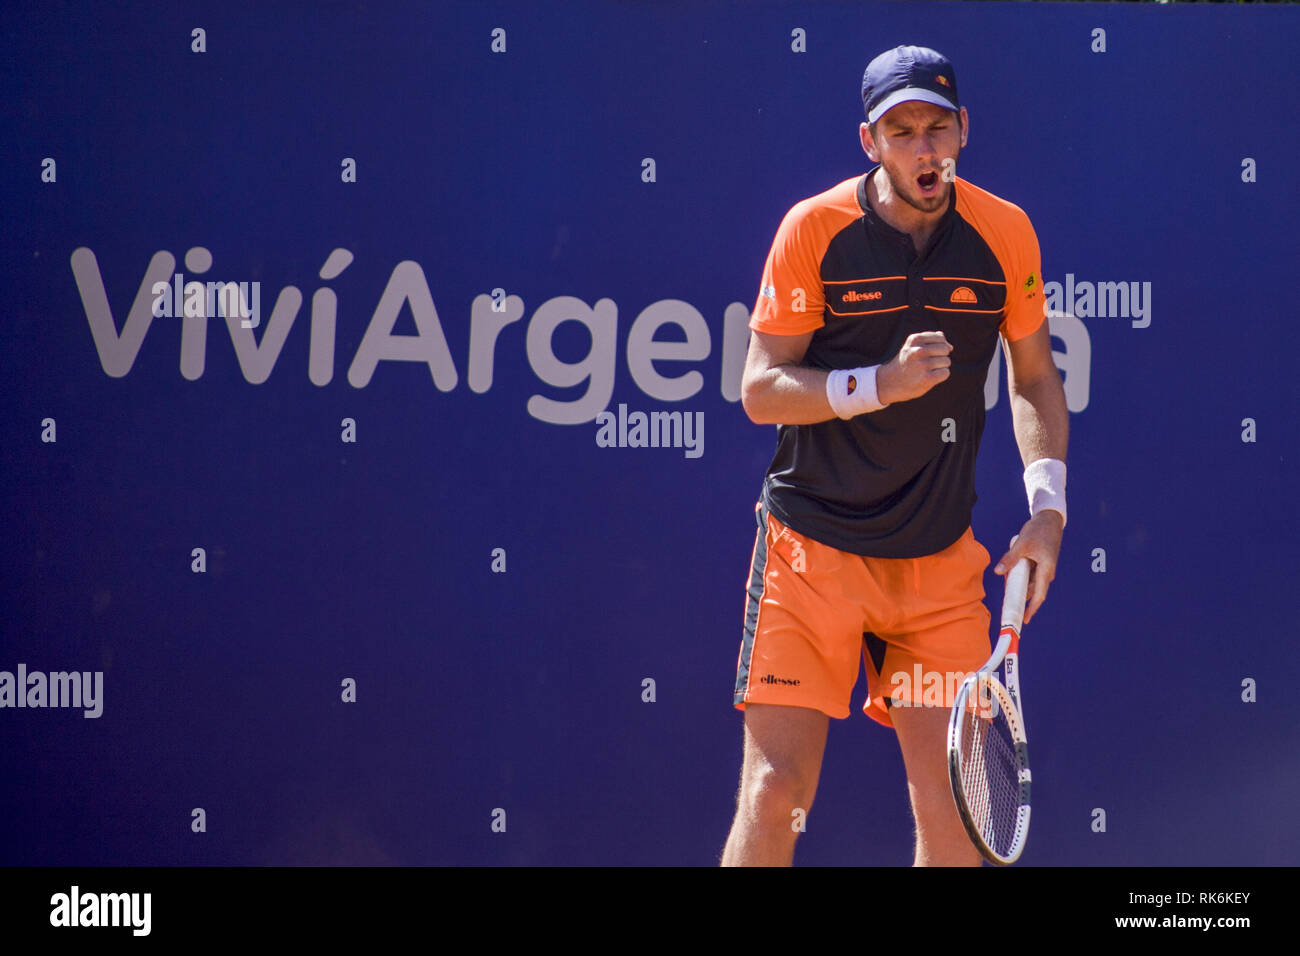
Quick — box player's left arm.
[994,320,1069,624]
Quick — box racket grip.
[1000,558,1031,632]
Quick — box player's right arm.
[740,329,954,426]
[740,329,826,425]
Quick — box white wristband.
[826,366,888,419]
[1024,457,1067,528]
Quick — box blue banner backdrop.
[1,0,1297,865]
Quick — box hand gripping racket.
[946,553,1032,865]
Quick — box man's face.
[861,100,968,215]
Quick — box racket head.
[946,670,1031,865]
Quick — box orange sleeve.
[998,210,1045,342]
[749,201,827,335]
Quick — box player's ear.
[860,121,879,162]
[958,107,969,148]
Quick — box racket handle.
[1000,558,1031,633]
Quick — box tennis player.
[723,45,1069,866]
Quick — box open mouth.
[917,170,939,192]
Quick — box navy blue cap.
[861,45,959,124]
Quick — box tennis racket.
[946,551,1032,865]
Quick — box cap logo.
[936,75,950,87]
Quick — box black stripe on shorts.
[734,504,769,704]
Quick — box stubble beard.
[886,142,962,216]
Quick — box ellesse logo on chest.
[842,289,882,302]
[826,277,905,316]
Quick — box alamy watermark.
[0,664,103,718]
[1043,274,1151,328]
[889,664,998,717]
[49,886,150,936]
[151,271,261,328]
[595,403,703,459]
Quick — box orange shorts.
[733,500,992,727]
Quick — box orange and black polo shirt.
[750,167,1045,558]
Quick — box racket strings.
[956,678,1023,859]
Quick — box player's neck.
[867,168,948,257]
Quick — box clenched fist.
[876,331,952,405]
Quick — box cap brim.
[867,88,958,125]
